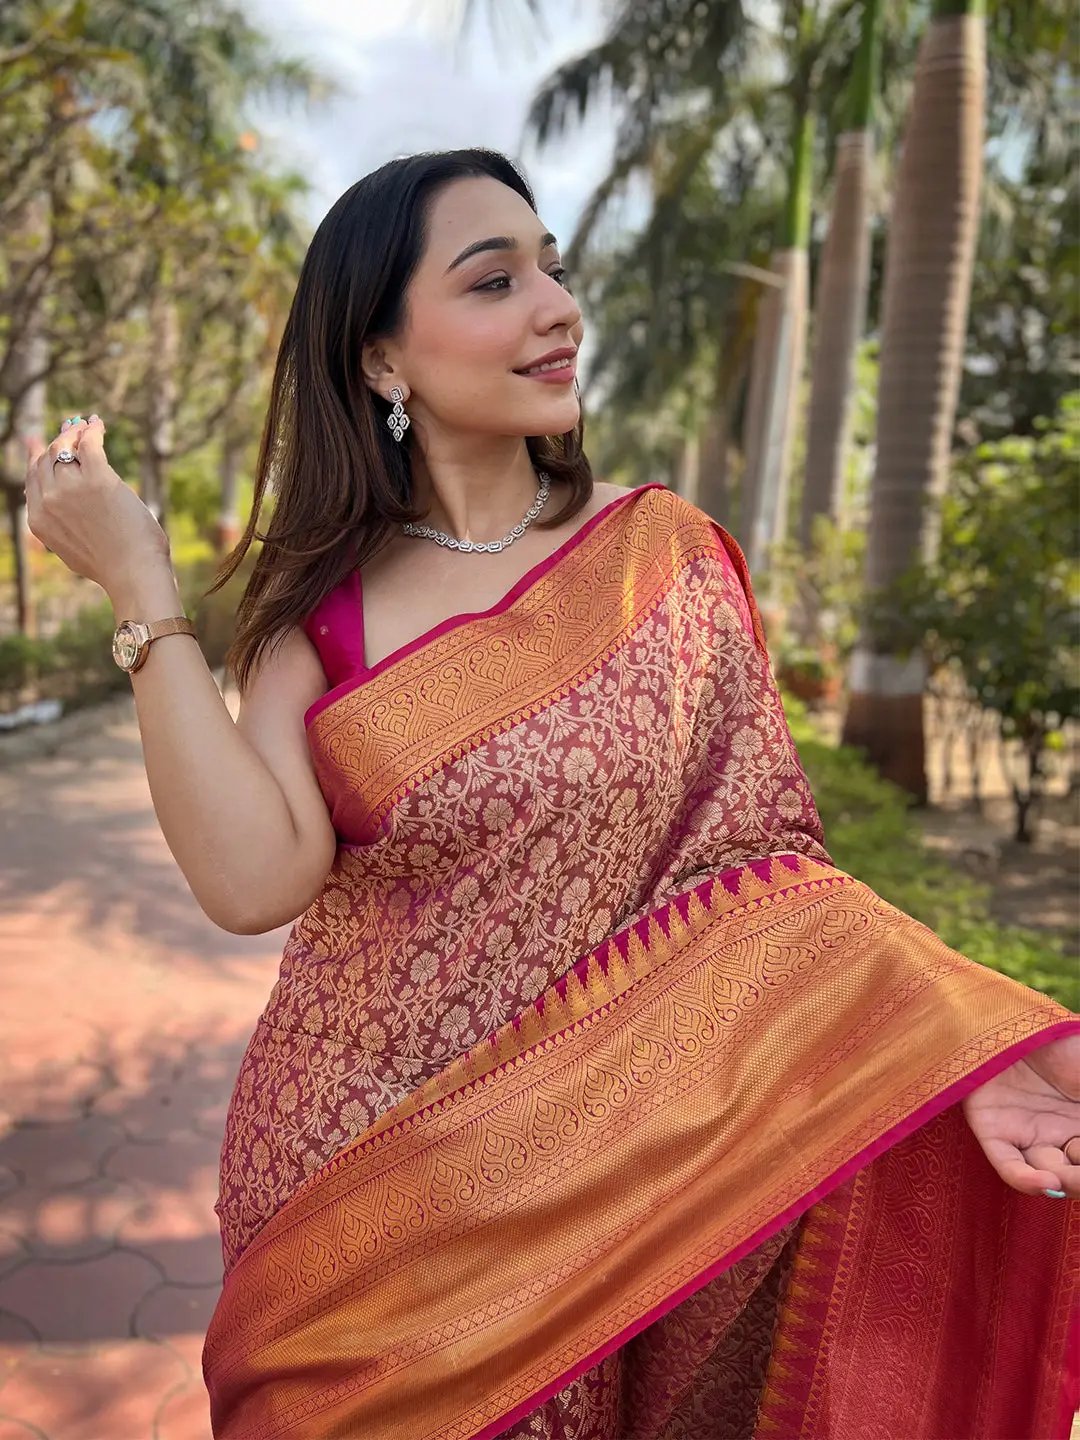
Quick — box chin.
[522,397,581,437]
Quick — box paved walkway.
[0,693,286,1438]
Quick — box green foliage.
[169,448,229,538]
[785,694,1078,1009]
[0,600,129,713]
[901,396,1080,728]
[0,632,53,693]
[858,396,1079,839]
[777,645,830,682]
[772,512,867,662]
[963,163,1079,440]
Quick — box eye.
[472,266,572,294]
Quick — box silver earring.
[387,386,410,442]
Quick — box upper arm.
[235,626,338,901]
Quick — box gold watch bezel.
[112,620,150,672]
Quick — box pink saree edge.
[468,1015,1080,1440]
[302,482,670,729]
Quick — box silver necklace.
[400,472,552,553]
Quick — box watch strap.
[144,617,197,641]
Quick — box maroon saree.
[204,482,1078,1438]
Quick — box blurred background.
[0,1,1076,1436]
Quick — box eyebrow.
[445,231,559,273]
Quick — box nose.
[536,270,582,336]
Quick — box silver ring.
[54,448,79,465]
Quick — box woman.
[25,149,1078,1439]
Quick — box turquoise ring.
[63,415,84,427]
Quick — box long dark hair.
[207,147,594,692]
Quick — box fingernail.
[1044,1189,1067,1198]
[88,413,100,423]
[60,420,71,431]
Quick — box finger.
[38,433,82,495]
[980,1137,1066,1197]
[44,432,80,475]
[1025,1143,1068,1172]
[1023,1145,1080,1198]
[73,416,106,467]
[1036,1161,1080,1200]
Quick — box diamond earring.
[387,386,410,442]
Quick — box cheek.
[417,307,521,375]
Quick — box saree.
[204,481,1079,1439]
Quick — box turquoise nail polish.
[1044,1188,1067,1199]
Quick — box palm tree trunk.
[748,246,809,575]
[744,104,815,576]
[842,0,987,799]
[800,0,881,548]
[739,277,779,546]
[698,407,729,522]
[674,431,701,505]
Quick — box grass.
[784,694,1078,1012]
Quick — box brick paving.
[0,694,286,1439]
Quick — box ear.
[361,338,408,402]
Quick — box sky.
[238,0,621,255]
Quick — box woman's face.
[365,176,584,442]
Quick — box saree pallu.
[205,482,1079,1438]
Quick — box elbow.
[191,853,334,936]
[198,891,301,937]
[215,912,282,937]
[210,902,306,936]
[208,888,325,936]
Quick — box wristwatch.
[111,616,197,673]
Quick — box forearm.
[109,564,312,932]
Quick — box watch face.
[112,624,140,670]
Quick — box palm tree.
[740,3,816,578]
[799,0,882,548]
[841,0,987,798]
[508,0,887,564]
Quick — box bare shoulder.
[592,480,627,503]
[580,480,635,518]
[236,624,326,728]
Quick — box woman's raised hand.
[24,416,172,598]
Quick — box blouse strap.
[302,570,366,686]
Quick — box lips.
[513,346,578,377]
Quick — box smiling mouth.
[514,357,576,377]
